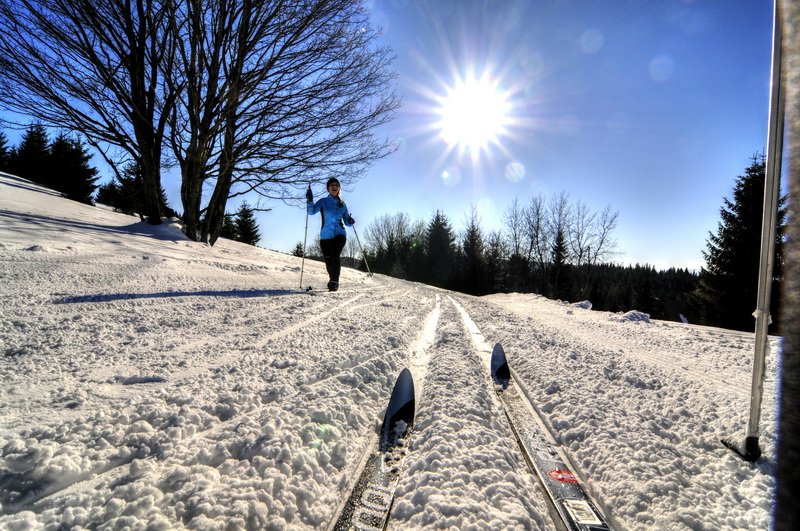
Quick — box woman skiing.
[306,177,355,291]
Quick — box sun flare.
[435,71,512,159]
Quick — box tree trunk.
[203,102,238,246]
[180,154,205,241]
[139,139,163,225]
[204,174,233,246]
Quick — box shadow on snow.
[54,289,304,304]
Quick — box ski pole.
[299,185,311,289]
[352,225,372,276]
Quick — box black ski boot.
[327,280,339,292]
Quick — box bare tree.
[364,212,412,257]
[0,0,179,223]
[164,0,230,240]
[523,195,547,264]
[569,201,619,296]
[587,205,620,264]
[521,194,547,291]
[503,197,524,257]
[0,0,398,241]
[344,235,360,261]
[568,200,596,268]
[166,0,400,244]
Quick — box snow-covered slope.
[0,173,777,529]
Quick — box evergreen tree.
[234,202,261,246]
[95,181,122,209]
[458,208,487,295]
[95,163,144,216]
[695,154,786,332]
[292,242,305,257]
[550,227,570,300]
[220,213,238,240]
[484,231,507,293]
[506,253,529,293]
[47,133,99,204]
[424,210,457,289]
[10,123,49,184]
[404,224,427,282]
[96,178,134,215]
[96,162,174,219]
[0,131,10,171]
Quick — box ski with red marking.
[491,343,612,531]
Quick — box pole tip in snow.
[722,436,762,462]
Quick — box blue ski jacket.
[307,194,354,240]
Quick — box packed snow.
[0,172,778,529]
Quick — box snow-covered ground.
[0,172,778,529]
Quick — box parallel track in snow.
[450,297,616,531]
[327,299,441,531]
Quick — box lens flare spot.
[441,166,462,186]
[649,55,675,82]
[519,50,545,77]
[580,30,604,54]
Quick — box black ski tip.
[491,343,510,388]
[305,285,313,292]
[722,436,762,462]
[380,368,415,452]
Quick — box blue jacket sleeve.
[344,205,354,226]
[307,199,321,215]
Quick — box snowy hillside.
[0,172,777,529]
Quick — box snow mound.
[617,310,651,323]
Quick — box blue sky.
[256,0,774,271]
[1,0,776,271]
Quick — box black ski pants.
[320,235,347,283]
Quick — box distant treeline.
[345,155,784,332]
[345,205,697,323]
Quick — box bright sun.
[435,72,511,158]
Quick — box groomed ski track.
[327,298,440,530]
[2,281,437,524]
[338,293,614,530]
[380,295,550,529]
[2,261,775,529]
[329,294,552,530]
[450,298,614,530]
